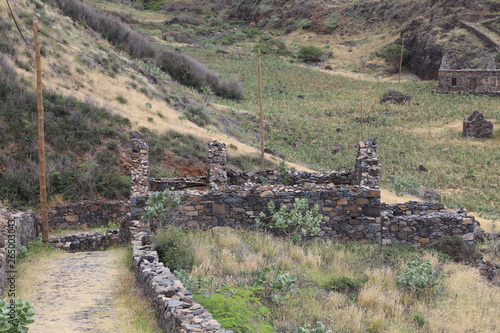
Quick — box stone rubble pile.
[463,110,494,139]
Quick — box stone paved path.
[16,248,159,333]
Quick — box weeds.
[153,226,194,272]
[396,259,446,294]
[256,198,322,241]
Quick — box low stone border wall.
[46,200,129,230]
[382,201,447,216]
[49,230,120,252]
[0,208,39,295]
[381,210,476,246]
[130,220,227,333]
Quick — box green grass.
[174,228,500,333]
[176,46,499,218]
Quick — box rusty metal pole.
[34,19,49,243]
[258,49,264,166]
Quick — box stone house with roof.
[436,54,500,96]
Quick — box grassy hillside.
[1,0,498,219]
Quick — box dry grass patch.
[170,228,500,332]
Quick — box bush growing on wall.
[256,198,322,241]
[142,188,181,229]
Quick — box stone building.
[436,54,500,96]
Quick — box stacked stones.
[227,169,353,186]
[47,200,128,230]
[131,132,150,221]
[150,176,209,191]
[381,203,476,246]
[176,184,381,241]
[131,222,227,333]
[207,141,228,192]
[353,138,380,189]
[131,131,150,196]
[0,208,38,295]
[463,111,493,138]
[49,230,120,252]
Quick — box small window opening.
[491,77,497,88]
[451,77,457,86]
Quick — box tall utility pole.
[258,49,264,166]
[399,38,405,83]
[34,19,49,243]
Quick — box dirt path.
[16,248,160,333]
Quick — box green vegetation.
[142,188,181,228]
[296,46,324,63]
[0,298,35,333]
[380,44,409,72]
[0,55,130,209]
[177,46,499,219]
[256,198,322,241]
[396,259,446,294]
[153,226,194,272]
[194,287,274,333]
[163,228,500,332]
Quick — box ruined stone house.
[436,54,500,95]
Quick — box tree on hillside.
[380,44,409,73]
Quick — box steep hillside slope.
[158,0,500,79]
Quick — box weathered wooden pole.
[34,19,49,243]
[360,101,364,142]
[399,38,405,83]
[258,48,264,165]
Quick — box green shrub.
[296,46,324,63]
[379,44,409,72]
[142,188,181,229]
[392,175,421,196]
[194,287,274,333]
[153,226,194,272]
[397,259,446,294]
[323,13,339,33]
[251,263,298,304]
[432,235,478,263]
[256,198,322,241]
[184,105,210,127]
[299,19,312,29]
[318,274,368,293]
[0,298,35,332]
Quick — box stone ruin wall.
[436,55,500,96]
[46,200,129,230]
[463,110,494,138]
[0,208,39,295]
[130,133,476,246]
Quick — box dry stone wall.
[0,208,39,295]
[130,133,477,247]
[49,230,120,252]
[463,111,494,138]
[227,169,353,186]
[437,55,500,96]
[381,211,476,246]
[176,185,381,241]
[130,220,227,333]
[46,200,129,230]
